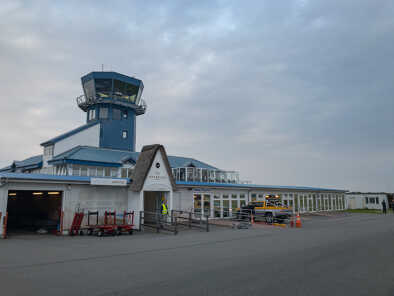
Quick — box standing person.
[161,198,168,216]
[159,197,168,227]
[382,200,387,215]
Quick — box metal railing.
[171,210,209,232]
[76,94,147,115]
[139,211,178,235]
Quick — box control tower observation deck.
[76,71,146,152]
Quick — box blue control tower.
[77,72,146,152]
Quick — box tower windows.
[122,131,128,139]
[88,109,96,121]
[99,107,108,119]
[113,109,121,120]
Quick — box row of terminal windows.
[88,108,128,121]
[72,165,118,177]
[70,165,134,178]
[365,197,380,204]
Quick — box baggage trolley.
[86,210,118,237]
[70,211,84,236]
[116,211,135,235]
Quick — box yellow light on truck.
[33,192,43,195]
[48,192,60,195]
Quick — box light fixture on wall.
[8,192,16,196]
[48,192,60,195]
[33,192,43,196]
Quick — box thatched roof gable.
[130,144,176,192]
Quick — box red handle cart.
[86,210,118,237]
[116,211,135,235]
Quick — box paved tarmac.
[0,213,394,296]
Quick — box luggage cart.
[70,211,84,236]
[116,211,135,235]
[86,210,118,237]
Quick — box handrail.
[76,94,147,114]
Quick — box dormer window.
[44,145,54,157]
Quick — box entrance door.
[144,191,168,213]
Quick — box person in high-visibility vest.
[161,201,168,215]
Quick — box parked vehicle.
[237,195,292,224]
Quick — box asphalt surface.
[1,212,394,296]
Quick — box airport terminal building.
[0,71,347,237]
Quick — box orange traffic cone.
[296,213,302,228]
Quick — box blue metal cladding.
[98,105,136,151]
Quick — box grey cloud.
[1,0,393,191]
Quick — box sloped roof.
[0,155,43,172]
[176,181,348,193]
[40,121,99,146]
[48,146,218,169]
[130,144,176,192]
[166,156,217,170]
[0,172,130,184]
[49,146,139,166]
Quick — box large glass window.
[97,167,104,177]
[251,194,257,202]
[104,167,111,177]
[80,166,88,176]
[113,79,126,98]
[125,82,138,103]
[99,108,108,119]
[83,79,95,99]
[187,167,194,181]
[72,165,80,176]
[223,200,229,217]
[214,199,221,217]
[194,194,201,215]
[231,200,238,217]
[113,109,121,120]
[313,195,316,211]
[88,167,97,176]
[95,79,112,98]
[179,168,186,181]
[203,195,211,217]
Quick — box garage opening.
[6,190,63,236]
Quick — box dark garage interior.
[6,190,63,235]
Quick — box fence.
[139,210,178,235]
[171,210,209,232]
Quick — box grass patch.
[345,209,383,214]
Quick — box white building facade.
[345,192,389,210]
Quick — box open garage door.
[6,190,63,236]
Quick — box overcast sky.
[1,0,393,192]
